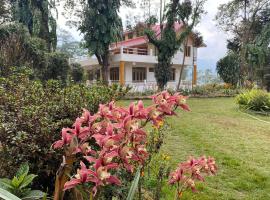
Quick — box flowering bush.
[52,91,216,199]
[169,156,217,199]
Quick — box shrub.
[236,89,270,112]
[0,67,117,194]
[70,63,84,83]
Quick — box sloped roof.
[110,22,207,49]
[111,23,183,49]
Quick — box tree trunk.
[177,39,188,90]
[101,54,109,85]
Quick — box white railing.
[112,47,151,56]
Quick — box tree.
[177,31,204,90]
[216,52,240,86]
[247,23,270,91]
[57,28,87,58]
[10,0,58,51]
[44,52,70,83]
[0,0,10,24]
[70,63,84,83]
[146,0,205,90]
[0,23,47,77]
[63,0,133,85]
[216,0,270,84]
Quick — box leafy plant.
[0,163,45,199]
[236,89,270,112]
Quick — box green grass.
[119,98,270,200]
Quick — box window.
[169,68,176,81]
[132,67,146,82]
[149,68,154,72]
[110,67,119,81]
[185,46,191,57]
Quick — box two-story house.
[74,23,205,91]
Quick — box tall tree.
[0,0,10,24]
[10,0,57,51]
[63,0,133,85]
[216,0,270,85]
[146,0,205,90]
[247,23,270,91]
[216,52,240,87]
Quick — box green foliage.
[191,84,240,97]
[43,52,70,83]
[0,163,45,199]
[236,89,270,112]
[216,0,270,85]
[0,23,73,82]
[70,63,84,83]
[216,52,240,86]
[145,0,205,90]
[0,67,117,194]
[56,28,88,58]
[0,188,21,200]
[0,23,47,76]
[64,0,133,83]
[11,0,57,51]
[0,0,10,24]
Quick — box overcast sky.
[57,0,231,71]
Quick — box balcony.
[110,46,193,65]
[71,46,195,68]
[111,47,158,64]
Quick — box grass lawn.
[119,98,270,200]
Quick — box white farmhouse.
[73,23,205,91]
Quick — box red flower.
[64,161,93,190]
[53,128,74,149]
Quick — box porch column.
[120,61,125,85]
[192,64,197,87]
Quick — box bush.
[70,63,84,83]
[0,68,117,194]
[191,84,239,96]
[236,89,270,112]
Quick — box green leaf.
[16,164,29,178]
[0,178,13,190]
[126,168,141,200]
[0,187,22,200]
[11,177,20,189]
[19,175,37,189]
[21,190,45,200]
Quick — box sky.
[57,0,231,72]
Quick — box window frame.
[109,67,120,81]
[169,68,176,82]
[184,46,191,57]
[132,67,147,82]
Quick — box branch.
[145,29,160,49]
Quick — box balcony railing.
[112,47,152,56]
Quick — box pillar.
[120,61,125,85]
[192,64,197,87]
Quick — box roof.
[111,23,184,49]
[110,22,206,49]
